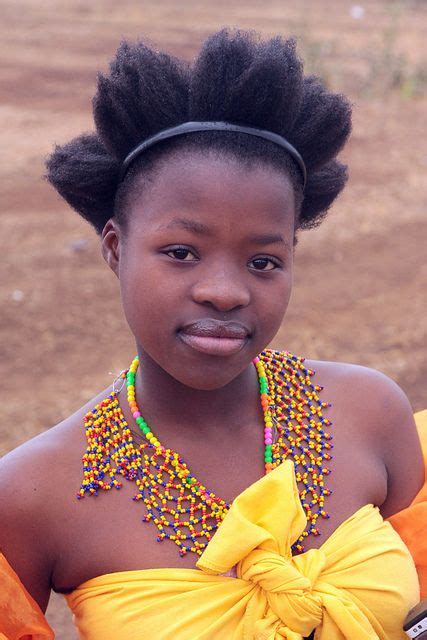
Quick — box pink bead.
[265,438,273,445]
[133,411,141,418]
[264,428,273,435]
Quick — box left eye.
[166,247,197,261]
[249,257,278,271]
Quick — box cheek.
[118,253,176,339]
[257,268,293,326]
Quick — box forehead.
[127,152,296,235]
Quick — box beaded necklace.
[78,350,333,556]
[127,355,275,476]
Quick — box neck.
[131,348,262,435]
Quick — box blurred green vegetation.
[293,0,426,98]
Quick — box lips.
[178,319,251,356]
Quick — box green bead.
[135,416,144,425]
[265,445,272,452]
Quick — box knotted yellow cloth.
[2,410,426,639]
[195,460,419,639]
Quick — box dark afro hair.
[46,29,352,236]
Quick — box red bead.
[78,349,332,558]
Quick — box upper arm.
[0,385,114,613]
[0,441,55,613]
[360,369,425,519]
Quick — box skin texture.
[0,151,424,617]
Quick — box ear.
[101,218,121,277]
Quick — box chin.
[182,377,236,391]
[168,357,251,391]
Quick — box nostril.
[191,280,251,312]
[202,299,246,313]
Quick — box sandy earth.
[1,1,426,637]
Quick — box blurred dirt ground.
[1,1,426,637]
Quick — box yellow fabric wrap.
[63,460,419,639]
[0,411,425,639]
[195,460,419,639]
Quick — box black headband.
[120,121,307,188]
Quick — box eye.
[249,257,280,271]
[165,246,198,261]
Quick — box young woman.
[0,29,425,640]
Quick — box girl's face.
[102,152,296,390]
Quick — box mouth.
[178,319,251,357]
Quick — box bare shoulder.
[0,382,114,611]
[304,357,425,517]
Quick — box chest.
[51,399,386,593]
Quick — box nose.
[191,263,251,312]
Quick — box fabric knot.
[239,547,327,637]
[195,462,420,639]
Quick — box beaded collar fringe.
[78,350,333,557]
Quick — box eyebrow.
[248,233,289,247]
[158,218,212,235]
[157,218,290,248]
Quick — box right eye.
[165,246,198,261]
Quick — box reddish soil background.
[1,1,426,636]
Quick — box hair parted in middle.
[46,29,352,236]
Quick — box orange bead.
[79,349,332,560]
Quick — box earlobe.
[101,219,121,277]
